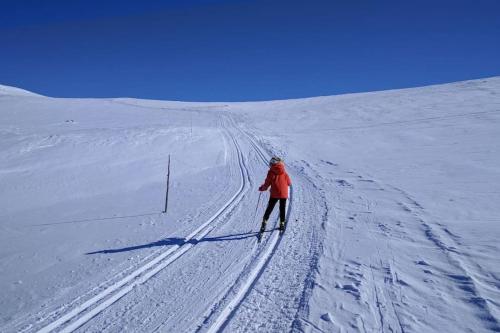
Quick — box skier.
[258,156,292,233]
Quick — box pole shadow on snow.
[85,230,271,255]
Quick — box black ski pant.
[263,197,286,222]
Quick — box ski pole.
[252,192,262,223]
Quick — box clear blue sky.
[1,0,499,101]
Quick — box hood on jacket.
[270,162,285,175]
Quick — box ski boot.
[279,220,286,231]
[260,219,268,233]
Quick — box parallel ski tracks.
[25,113,297,333]
[30,117,250,333]
[202,114,295,333]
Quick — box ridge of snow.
[0,84,43,97]
[1,75,499,103]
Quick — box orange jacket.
[259,162,291,198]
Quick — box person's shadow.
[85,230,272,255]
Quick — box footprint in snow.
[320,312,333,322]
[321,159,338,166]
[397,202,412,212]
[357,179,375,183]
[335,179,352,187]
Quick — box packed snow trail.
[12,116,241,332]
[1,110,239,332]
[70,114,323,332]
[12,112,322,333]
[203,118,293,333]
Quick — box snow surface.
[0,84,43,97]
[0,77,499,332]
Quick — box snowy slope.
[0,84,43,97]
[0,77,499,332]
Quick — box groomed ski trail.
[28,116,250,333]
[18,112,326,333]
[202,116,293,333]
[196,114,325,333]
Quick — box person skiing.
[258,156,292,232]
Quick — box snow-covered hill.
[0,78,499,332]
[0,84,43,97]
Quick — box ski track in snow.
[87,113,324,333]
[201,116,294,333]
[13,115,250,333]
[69,113,321,333]
[200,116,326,333]
[14,112,323,333]
[6,145,235,333]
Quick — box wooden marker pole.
[163,154,171,214]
